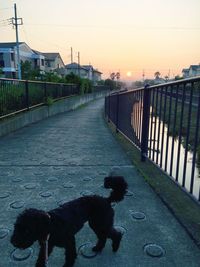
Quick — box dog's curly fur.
[11,176,127,267]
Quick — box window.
[0,60,5,67]
[0,54,4,67]
[11,53,14,61]
[41,59,44,66]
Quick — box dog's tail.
[104,176,128,203]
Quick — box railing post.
[116,93,119,132]
[25,80,29,110]
[44,82,47,101]
[141,84,151,161]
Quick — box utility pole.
[12,3,23,80]
[71,47,73,63]
[78,52,80,77]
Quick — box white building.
[182,64,200,78]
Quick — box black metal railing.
[105,77,200,202]
[0,78,79,118]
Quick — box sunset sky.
[1,0,200,80]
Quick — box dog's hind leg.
[92,232,107,252]
[108,228,122,252]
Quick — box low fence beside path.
[105,76,200,203]
[0,78,108,119]
[0,78,109,137]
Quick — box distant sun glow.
[126,71,132,77]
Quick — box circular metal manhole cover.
[11,248,33,261]
[144,243,165,257]
[78,243,98,258]
[10,201,25,209]
[83,177,93,182]
[24,183,37,190]
[63,183,75,189]
[47,177,58,182]
[39,191,52,198]
[125,190,135,197]
[0,192,10,199]
[130,211,146,221]
[0,228,9,239]
[12,178,23,183]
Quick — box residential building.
[0,42,102,82]
[63,63,102,84]
[182,64,200,78]
[82,65,102,83]
[42,53,65,72]
[0,42,45,78]
[0,42,65,78]
[64,63,89,79]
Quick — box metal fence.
[0,78,80,118]
[105,77,200,202]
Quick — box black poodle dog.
[11,176,128,267]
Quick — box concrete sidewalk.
[0,98,199,267]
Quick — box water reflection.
[148,116,200,200]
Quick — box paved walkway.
[0,98,200,267]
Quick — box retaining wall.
[0,91,108,137]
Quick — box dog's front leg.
[36,242,53,267]
[63,235,77,267]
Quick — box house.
[182,68,190,78]
[42,53,65,72]
[0,42,46,78]
[82,65,102,83]
[182,64,200,78]
[63,63,102,84]
[0,42,65,78]
[64,63,89,79]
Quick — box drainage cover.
[10,201,25,209]
[24,183,37,190]
[130,211,146,221]
[144,243,165,257]
[125,191,135,197]
[12,178,22,183]
[78,243,98,258]
[63,183,75,189]
[11,248,33,261]
[39,191,52,198]
[0,228,9,239]
[47,177,58,182]
[0,192,10,199]
[83,177,92,181]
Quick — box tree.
[105,79,116,90]
[21,60,41,80]
[154,71,161,80]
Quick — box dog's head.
[11,208,50,249]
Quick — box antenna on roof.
[71,47,73,63]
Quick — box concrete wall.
[0,90,108,137]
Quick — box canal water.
[148,116,200,200]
